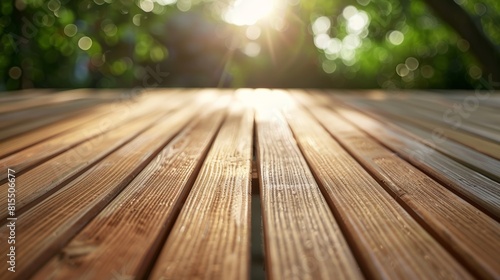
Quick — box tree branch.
[421,0,500,84]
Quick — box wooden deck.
[0,88,499,279]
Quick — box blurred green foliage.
[0,0,499,91]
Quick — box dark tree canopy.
[1,0,499,91]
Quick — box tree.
[422,0,500,83]
[0,0,498,91]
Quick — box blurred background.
[0,0,499,91]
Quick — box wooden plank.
[0,88,121,114]
[0,112,71,131]
[339,90,500,134]
[397,95,500,133]
[382,98,499,143]
[277,90,473,279]
[294,91,500,279]
[316,92,500,220]
[0,99,107,140]
[433,90,500,110]
[0,93,182,181]
[0,105,109,158]
[33,98,228,279]
[349,98,500,159]
[0,104,168,221]
[400,91,500,131]
[340,94,500,159]
[335,96,500,181]
[0,93,216,279]
[0,89,55,103]
[254,90,363,280]
[0,98,105,123]
[379,117,500,182]
[407,90,499,124]
[150,98,253,280]
[0,89,166,158]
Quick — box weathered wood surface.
[0,88,498,280]
[150,96,253,280]
[35,94,229,280]
[294,91,499,278]
[254,90,363,280]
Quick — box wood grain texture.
[393,97,500,138]
[33,100,228,280]
[0,89,175,158]
[0,93,180,181]
[319,93,500,220]
[0,98,102,123]
[344,90,500,134]
[150,99,253,280]
[254,90,363,280]
[0,89,54,102]
[416,91,500,124]
[0,99,107,141]
[0,105,110,158]
[295,92,500,279]
[0,89,124,138]
[1,89,499,280]
[369,95,500,143]
[351,98,500,159]
[386,98,499,142]
[0,89,71,113]
[383,118,500,182]
[0,106,168,221]
[0,95,209,280]
[281,91,472,279]
[0,105,114,158]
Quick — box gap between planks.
[292,90,500,279]
[32,95,231,280]
[0,92,223,280]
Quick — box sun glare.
[224,0,277,26]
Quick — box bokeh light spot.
[246,25,261,40]
[469,65,482,79]
[139,0,154,12]
[457,39,470,52]
[243,42,261,57]
[357,0,370,6]
[78,36,93,50]
[343,34,361,50]
[421,65,435,78]
[111,59,128,75]
[155,0,177,5]
[474,3,486,16]
[314,34,330,50]
[150,46,166,61]
[48,0,61,12]
[9,67,22,79]
[326,38,342,54]
[405,57,419,70]
[388,30,404,45]
[322,60,337,73]
[312,16,331,35]
[396,63,409,77]
[64,24,78,37]
[347,12,368,33]
[177,0,192,12]
[133,14,142,26]
[341,48,355,61]
[101,20,118,36]
[343,6,358,20]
